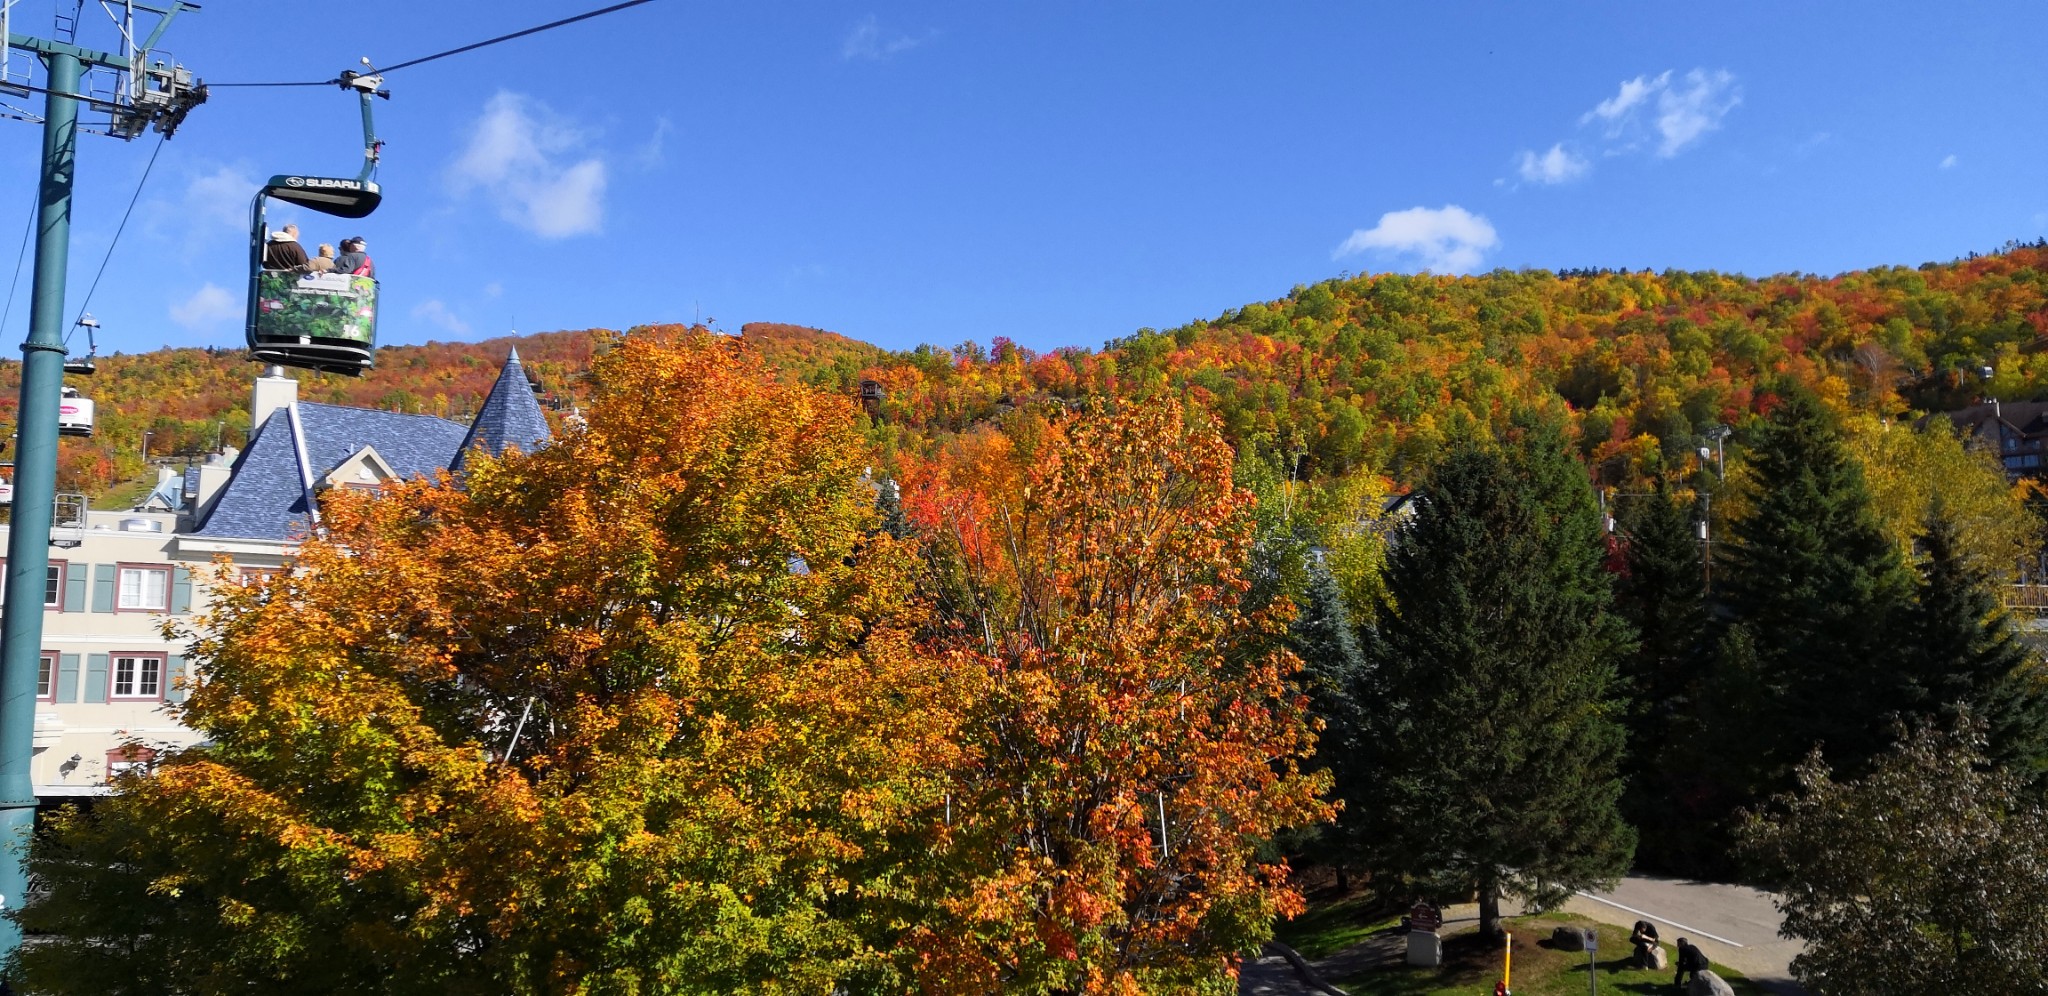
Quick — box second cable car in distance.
[246,63,387,376]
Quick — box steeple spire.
[452,348,552,472]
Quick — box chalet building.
[1943,400,2048,481]
[3,351,549,800]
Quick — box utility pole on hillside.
[0,1,204,967]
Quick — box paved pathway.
[1244,875,1808,996]
[1238,952,1314,995]
[1567,875,1805,995]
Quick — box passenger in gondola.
[307,243,337,272]
[334,236,375,278]
[263,223,310,271]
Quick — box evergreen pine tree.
[1351,440,1634,940]
[876,476,911,540]
[1611,479,1711,872]
[1904,499,2048,778]
[1293,560,1368,742]
[1712,388,1916,795]
[1287,561,1369,888]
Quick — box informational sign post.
[1405,901,1444,968]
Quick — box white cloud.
[1584,72,1666,126]
[633,117,674,169]
[1333,205,1500,275]
[842,14,931,60]
[411,299,471,337]
[147,165,258,247]
[448,92,607,239]
[1515,143,1590,185]
[169,283,239,331]
[180,166,257,231]
[1940,154,1959,169]
[1577,69,1739,157]
[1654,69,1741,156]
[482,281,504,298]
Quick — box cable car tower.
[246,62,387,375]
[0,0,205,967]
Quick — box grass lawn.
[1334,913,1766,996]
[98,471,163,511]
[1273,894,1403,959]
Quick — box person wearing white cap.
[262,223,310,271]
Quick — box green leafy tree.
[1738,720,2048,995]
[1904,500,2048,778]
[1848,414,2039,579]
[1711,389,1916,797]
[1352,439,1635,940]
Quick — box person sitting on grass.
[1630,919,1661,968]
[1673,937,1708,988]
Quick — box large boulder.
[1550,926,1589,951]
[1688,970,1735,996]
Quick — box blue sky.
[3,1,2045,357]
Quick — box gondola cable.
[208,0,664,89]
[0,189,32,341]
[66,132,167,346]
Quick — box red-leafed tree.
[898,399,1330,995]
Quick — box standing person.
[307,243,337,272]
[262,223,310,271]
[334,236,375,278]
[1673,937,1708,988]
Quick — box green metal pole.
[0,47,80,963]
[354,89,380,183]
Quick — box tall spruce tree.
[1352,439,1634,940]
[1288,560,1370,888]
[1611,479,1711,872]
[1904,500,2048,778]
[1711,389,1916,798]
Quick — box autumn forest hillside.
[9,242,2047,498]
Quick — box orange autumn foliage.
[897,399,1332,994]
[16,329,963,995]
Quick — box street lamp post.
[1702,424,1732,479]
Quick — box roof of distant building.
[451,346,553,474]
[1944,401,2048,438]
[190,352,554,542]
[192,403,469,541]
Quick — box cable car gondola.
[246,63,387,376]
[57,386,94,438]
[65,314,99,375]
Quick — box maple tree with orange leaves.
[13,330,965,995]
[894,399,1332,994]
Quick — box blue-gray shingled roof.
[451,347,553,473]
[192,403,469,541]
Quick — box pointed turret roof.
[451,347,553,473]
